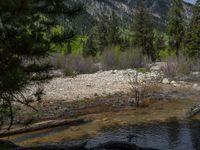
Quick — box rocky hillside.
[71,0,193,32]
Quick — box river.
[7,120,200,150]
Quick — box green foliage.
[185,0,200,58]
[0,0,81,129]
[101,47,148,70]
[131,0,156,61]
[137,68,148,73]
[154,30,167,59]
[84,12,121,57]
[167,0,185,56]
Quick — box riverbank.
[13,66,200,124]
[1,66,200,147]
[3,95,200,147]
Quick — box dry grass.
[128,72,159,107]
[161,54,195,78]
[50,54,99,76]
[101,47,150,70]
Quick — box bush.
[101,47,150,70]
[128,72,158,107]
[161,54,193,78]
[50,54,99,76]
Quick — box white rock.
[173,84,181,87]
[170,81,176,84]
[191,72,199,75]
[111,70,117,74]
[192,83,199,89]
[162,78,170,84]
[179,81,185,84]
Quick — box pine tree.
[154,31,166,59]
[167,0,185,56]
[131,0,155,61]
[0,0,81,129]
[107,11,120,46]
[186,0,200,58]
[84,12,121,57]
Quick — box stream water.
[9,120,200,150]
[64,121,200,150]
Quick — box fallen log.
[186,104,200,119]
[0,118,87,138]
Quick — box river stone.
[170,81,176,84]
[192,83,199,89]
[162,78,170,84]
[173,83,181,87]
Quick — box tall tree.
[131,0,156,61]
[186,0,200,58]
[167,0,185,56]
[0,0,81,129]
[107,11,120,46]
[84,12,121,57]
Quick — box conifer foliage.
[0,0,81,129]
[131,0,155,62]
[167,0,185,56]
[84,12,120,57]
[186,0,200,58]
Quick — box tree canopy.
[0,0,82,129]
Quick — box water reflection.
[80,121,200,150]
[166,121,180,149]
[9,121,200,150]
[189,121,200,150]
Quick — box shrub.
[128,72,158,107]
[101,47,150,70]
[50,54,99,76]
[161,54,193,78]
[101,47,120,70]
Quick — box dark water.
[65,121,200,150]
[10,120,200,150]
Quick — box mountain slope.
[72,0,193,32]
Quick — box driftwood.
[0,118,87,138]
[186,104,200,118]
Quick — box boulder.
[170,81,176,84]
[192,83,199,89]
[162,78,170,84]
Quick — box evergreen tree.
[131,0,156,61]
[107,11,120,46]
[0,0,81,129]
[154,31,166,59]
[83,33,100,57]
[84,12,121,57]
[167,0,185,56]
[186,0,200,58]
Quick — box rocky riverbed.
[10,62,200,125]
[2,63,200,146]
